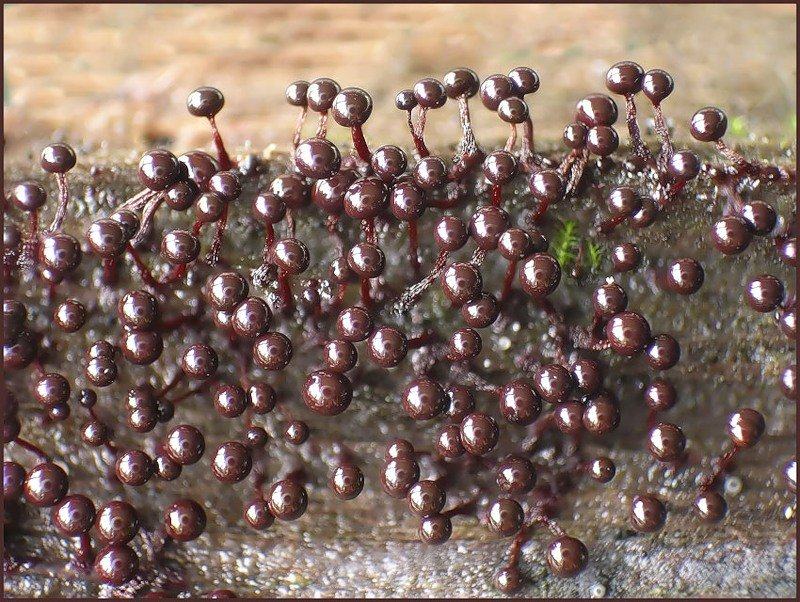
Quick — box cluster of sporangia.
[3,61,796,596]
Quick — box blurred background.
[3,4,796,162]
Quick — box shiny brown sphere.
[87,219,127,258]
[385,438,415,461]
[40,142,76,173]
[211,441,252,483]
[446,385,475,422]
[187,86,224,117]
[587,457,616,483]
[413,156,448,190]
[23,462,68,507]
[271,238,310,275]
[270,173,310,210]
[407,479,446,516]
[52,494,96,536]
[497,228,533,261]
[370,145,407,183]
[497,97,529,124]
[413,78,447,109]
[94,544,139,586]
[488,497,524,536]
[253,332,293,371]
[612,242,642,273]
[744,275,784,312]
[508,66,540,96]
[267,479,308,521]
[302,370,353,416]
[604,311,651,356]
[322,339,357,373]
[605,61,644,95]
[482,150,517,186]
[642,69,674,105]
[645,335,681,371]
[163,498,206,541]
[336,306,373,342]
[643,378,677,412]
[647,422,686,462]
[368,327,408,368]
[138,149,181,191]
[434,215,469,252]
[332,87,373,127]
[693,491,728,523]
[436,424,466,459]
[460,412,499,456]
[295,137,341,180]
[312,170,357,216]
[243,500,274,530]
[586,126,619,156]
[571,359,603,396]
[402,377,447,421]
[11,181,47,212]
[496,455,536,495]
[461,292,500,328]
[206,271,249,312]
[667,150,701,181]
[178,151,219,190]
[441,262,483,306]
[592,282,628,317]
[394,89,417,111]
[582,393,620,436]
[664,258,704,295]
[160,230,200,264]
[607,186,642,217]
[329,463,364,500]
[519,253,561,298]
[232,297,272,340]
[726,408,765,448]
[563,122,589,149]
[84,355,118,386]
[34,372,70,407]
[165,180,199,211]
[690,107,727,142]
[39,232,82,273]
[307,77,341,112]
[344,177,389,220]
[118,290,159,331]
[546,536,589,577]
[443,67,480,99]
[4,462,26,499]
[181,343,218,379]
[629,494,667,532]
[740,201,777,235]
[165,424,205,466]
[575,93,618,127]
[381,457,420,498]
[347,242,385,278]
[554,401,584,435]
[285,80,309,107]
[448,327,482,361]
[418,514,452,545]
[529,169,564,203]
[479,74,515,111]
[213,383,248,419]
[390,180,426,221]
[120,331,163,365]
[248,382,276,414]
[533,364,574,403]
[115,450,154,486]
[711,216,752,255]
[95,500,139,544]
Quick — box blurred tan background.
[3,4,796,162]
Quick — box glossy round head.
[604,311,651,356]
[52,494,95,536]
[418,514,452,545]
[693,491,728,523]
[607,186,642,217]
[302,370,353,416]
[479,74,515,110]
[312,170,357,216]
[115,450,154,486]
[443,67,480,99]
[460,412,499,456]
[592,282,628,317]
[745,275,784,312]
[533,364,574,403]
[252,332,293,371]
[329,463,364,500]
[402,377,447,420]
[629,494,666,532]
[740,201,777,235]
[307,78,341,112]
[336,306,373,342]
[271,238,310,275]
[163,498,207,541]
[347,242,385,279]
[690,107,728,142]
[406,479,446,516]
[368,327,408,368]
[726,408,765,448]
[371,145,408,182]
[394,89,417,111]
[211,441,252,483]
[94,544,139,586]
[118,290,159,331]
[664,258,704,295]
[165,180,200,211]
[120,331,162,366]
[413,156,448,191]
[575,93,618,126]
[642,69,674,104]
[178,151,219,190]
[161,230,200,265]
[483,150,517,186]
[647,422,686,462]
[138,149,181,191]
[605,61,644,95]
[563,122,589,149]
[546,536,589,577]
[390,181,426,221]
[667,150,701,181]
[497,228,533,261]
[344,177,389,220]
[187,87,224,117]
[208,170,242,203]
[469,205,510,250]
[40,142,76,173]
[529,169,564,203]
[519,253,561,298]
[434,215,468,252]
[586,126,619,156]
[270,173,310,210]
[413,78,447,109]
[295,137,341,180]
[497,97,529,124]
[612,242,642,273]
[496,455,536,494]
[441,262,483,306]
[285,80,309,107]
[508,66,540,96]
[181,344,218,380]
[39,232,82,273]
[382,459,420,498]
[711,216,753,255]
[11,181,46,212]
[487,497,524,536]
[34,372,70,407]
[645,335,681,371]
[267,479,308,521]
[96,500,139,544]
[332,87,373,127]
